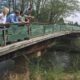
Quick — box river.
[0,42,80,80]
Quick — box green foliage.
[16,0,80,23]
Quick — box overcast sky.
[64,12,80,24]
[64,0,80,24]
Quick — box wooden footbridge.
[0,23,80,60]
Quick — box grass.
[29,65,80,80]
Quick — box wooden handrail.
[0,22,28,26]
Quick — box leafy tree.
[39,0,80,23]
[15,0,80,23]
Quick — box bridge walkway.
[0,23,80,56]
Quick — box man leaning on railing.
[6,9,21,23]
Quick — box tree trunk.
[36,0,41,19]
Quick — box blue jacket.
[7,13,19,23]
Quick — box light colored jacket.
[0,13,6,23]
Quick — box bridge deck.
[0,31,74,56]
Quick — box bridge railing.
[0,23,80,46]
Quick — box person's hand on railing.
[0,22,10,28]
[18,22,27,26]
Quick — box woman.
[0,7,9,23]
[0,7,9,45]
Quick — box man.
[19,10,34,24]
[7,10,20,23]
[0,7,9,23]
[18,11,26,22]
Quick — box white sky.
[64,0,80,24]
[64,12,80,24]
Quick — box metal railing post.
[3,26,7,46]
[52,25,54,32]
[43,25,46,35]
[59,25,61,31]
[27,25,31,39]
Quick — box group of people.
[0,6,33,24]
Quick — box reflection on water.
[42,46,80,72]
[52,51,70,69]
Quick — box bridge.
[0,23,80,61]
[0,23,80,80]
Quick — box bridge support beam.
[12,56,30,80]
